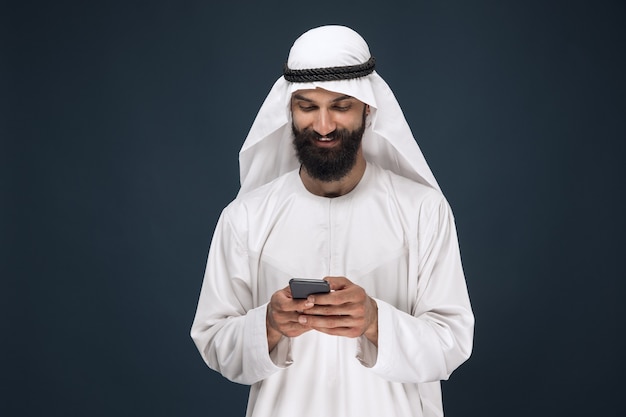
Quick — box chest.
[250,195,411,304]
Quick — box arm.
[190,210,286,385]
[365,196,474,383]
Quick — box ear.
[365,104,371,115]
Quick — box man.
[191,25,474,417]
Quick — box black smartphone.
[289,278,330,299]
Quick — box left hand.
[298,276,378,346]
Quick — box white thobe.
[191,163,474,417]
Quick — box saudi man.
[191,25,474,417]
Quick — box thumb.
[323,276,351,291]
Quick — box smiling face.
[291,88,368,182]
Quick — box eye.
[298,104,317,112]
[332,103,352,112]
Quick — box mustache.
[292,127,346,142]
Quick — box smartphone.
[289,278,330,299]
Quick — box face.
[291,88,368,182]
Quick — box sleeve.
[190,208,289,385]
[357,196,474,383]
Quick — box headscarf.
[238,25,440,195]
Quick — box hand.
[266,285,315,351]
[297,277,378,346]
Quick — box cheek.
[291,112,308,130]
[339,113,364,130]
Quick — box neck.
[300,151,367,198]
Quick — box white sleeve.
[357,197,474,383]
[190,209,289,385]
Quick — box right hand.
[266,286,314,351]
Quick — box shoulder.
[369,163,445,206]
[365,163,455,230]
[222,169,300,219]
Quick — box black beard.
[292,114,366,182]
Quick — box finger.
[299,313,364,330]
[323,276,352,291]
[276,321,312,338]
[304,303,365,317]
[270,310,305,327]
[310,326,364,338]
[275,296,315,312]
[270,310,313,333]
[300,314,365,338]
[310,286,363,306]
[281,285,313,304]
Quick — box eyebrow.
[292,94,354,103]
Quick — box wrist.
[363,297,379,347]
[266,309,283,351]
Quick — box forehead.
[291,88,360,103]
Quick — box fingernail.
[304,301,314,308]
[298,316,307,324]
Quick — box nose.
[313,109,336,137]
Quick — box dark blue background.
[3,1,625,416]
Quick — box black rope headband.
[283,56,376,82]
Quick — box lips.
[315,136,339,147]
